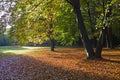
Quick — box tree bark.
[109,27,113,48]
[49,23,55,51]
[77,36,82,47]
[95,28,106,58]
[50,37,54,51]
[94,0,106,58]
[106,27,113,48]
[66,0,95,59]
[76,9,95,59]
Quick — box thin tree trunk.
[106,27,113,48]
[95,28,106,58]
[50,37,54,51]
[94,0,106,58]
[49,23,55,51]
[109,27,113,48]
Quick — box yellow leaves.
[11,0,73,45]
[112,0,117,3]
[27,21,31,28]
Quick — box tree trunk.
[50,38,54,51]
[74,3,95,59]
[76,9,95,59]
[94,0,107,58]
[95,28,106,58]
[49,22,55,51]
[106,27,113,48]
[77,36,82,47]
[66,0,95,59]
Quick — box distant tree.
[0,34,11,46]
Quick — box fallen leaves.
[0,48,120,80]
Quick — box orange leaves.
[0,48,120,79]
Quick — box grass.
[0,51,16,57]
[0,47,120,79]
[0,46,28,57]
[0,46,27,50]
[0,46,44,56]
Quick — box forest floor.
[0,46,120,80]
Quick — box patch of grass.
[0,46,27,51]
[0,51,16,57]
[0,46,29,57]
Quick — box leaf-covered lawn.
[0,48,120,80]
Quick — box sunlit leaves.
[9,0,80,46]
[10,0,60,45]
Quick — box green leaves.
[9,0,120,46]
[9,0,80,46]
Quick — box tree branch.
[66,0,72,5]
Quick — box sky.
[0,0,15,29]
[0,11,5,18]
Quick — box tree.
[10,0,80,51]
[9,0,119,58]
[10,0,50,46]
[66,0,117,59]
[66,0,95,59]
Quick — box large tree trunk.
[67,0,95,59]
[76,8,95,59]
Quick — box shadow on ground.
[50,49,120,64]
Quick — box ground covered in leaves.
[0,47,120,80]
